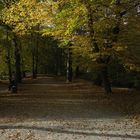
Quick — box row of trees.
[0,1,62,91]
[0,0,140,94]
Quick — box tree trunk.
[35,25,40,78]
[86,3,112,94]
[59,48,64,76]
[35,38,39,78]
[13,36,22,84]
[35,49,38,78]
[32,45,36,79]
[75,66,79,78]
[66,47,73,82]
[30,33,37,79]
[101,66,112,94]
[21,53,26,78]
[86,3,99,52]
[6,27,12,85]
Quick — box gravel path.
[0,77,140,140]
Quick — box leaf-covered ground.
[0,76,140,140]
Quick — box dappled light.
[0,0,140,139]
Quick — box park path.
[0,76,140,140]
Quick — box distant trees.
[0,0,139,93]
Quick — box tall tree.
[1,0,48,81]
[5,26,12,84]
[43,0,140,94]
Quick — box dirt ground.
[0,76,140,140]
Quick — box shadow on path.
[0,125,140,139]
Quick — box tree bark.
[66,47,73,82]
[35,25,40,78]
[6,27,12,85]
[31,32,37,79]
[75,66,79,78]
[86,3,99,52]
[13,36,22,84]
[101,66,112,94]
[35,37,39,78]
[32,45,36,79]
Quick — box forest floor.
[0,76,140,140]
